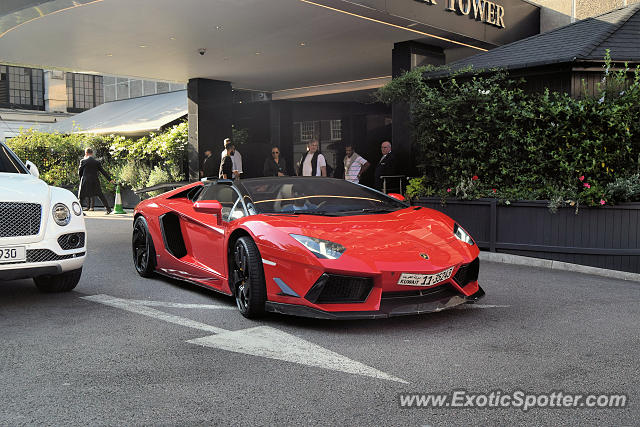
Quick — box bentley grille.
[0,202,42,237]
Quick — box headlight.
[53,203,71,226]
[290,234,346,259]
[72,201,82,216]
[453,223,474,245]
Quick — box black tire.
[232,237,266,318]
[34,267,82,293]
[132,216,156,277]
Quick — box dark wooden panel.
[414,198,640,274]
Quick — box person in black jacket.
[78,148,113,214]
[201,150,217,178]
[296,140,327,177]
[219,140,234,179]
[374,140,397,192]
[263,146,287,176]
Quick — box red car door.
[180,184,240,289]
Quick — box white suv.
[0,141,86,292]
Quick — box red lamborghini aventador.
[132,177,484,319]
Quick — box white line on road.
[81,294,228,334]
[82,294,408,384]
[120,298,236,310]
[189,326,409,384]
[459,304,511,309]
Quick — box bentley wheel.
[132,216,156,277]
[232,237,266,318]
[34,267,82,293]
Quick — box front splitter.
[265,286,485,320]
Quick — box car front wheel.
[132,216,156,277]
[34,267,82,293]
[232,237,266,318]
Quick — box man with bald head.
[374,140,396,192]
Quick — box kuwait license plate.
[0,246,26,263]
[397,266,455,287]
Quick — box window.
[0,65,44,110]
[66,73,103,112]
[330,120,342,141]
[300,121,314,142]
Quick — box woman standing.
[263,146,287,176]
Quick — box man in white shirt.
[343,144,370,184]
[297,140,327,177]
[220,138,242,179]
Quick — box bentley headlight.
[290,234,346,259]
[72,201,82,216]
[453,223,474,245]
[53,203,71,226]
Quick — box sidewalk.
[480,251,640,283]
[83,209,134,219]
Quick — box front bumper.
[0,251,85,280]
[265,286,485,319]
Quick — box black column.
[391,41,444,177]
[187,78,232,181]
[272,101,293,176]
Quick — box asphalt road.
[1,213,638,426]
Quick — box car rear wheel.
[132,216,156,277]
[34,267,82,293]
[232,237,266,318]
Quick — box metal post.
[490,199,497,252]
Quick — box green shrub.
[7,122,188,193]
[377,51,640,207]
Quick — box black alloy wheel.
[132,216,156,277]
[232,237,266,318]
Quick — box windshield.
[0,143,28,174]
[241,177,408,215]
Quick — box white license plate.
[0,246,26,263]
[397,266,455,287]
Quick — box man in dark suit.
[374,140,397,192]
[78,148,113,214]
[201,150,217,178]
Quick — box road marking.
[82,294,228,334]
[82,294,407,384]
[189,326,408,384]
[458,304,511,309]
[120,298,236,310]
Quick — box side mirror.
[388,193,405,201]
[194,200,223,225]
[25,160,40,179]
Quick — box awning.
[47,90,187,136]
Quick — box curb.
[479,251,640,283]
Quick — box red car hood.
[255,207,476,271]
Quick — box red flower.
[492,188,497,193]
[446,188,452,193]
[583,183,591,188]
[600,199,606,205]
[472,175,479,181]
[579,175,585,181]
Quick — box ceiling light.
[299,42,306,46]
[106,53,113,57]
[138,45,147,48]
[169,37,176,40]
[255,52,261,55]
[216,25,223,30]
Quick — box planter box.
[413,198,640,274]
